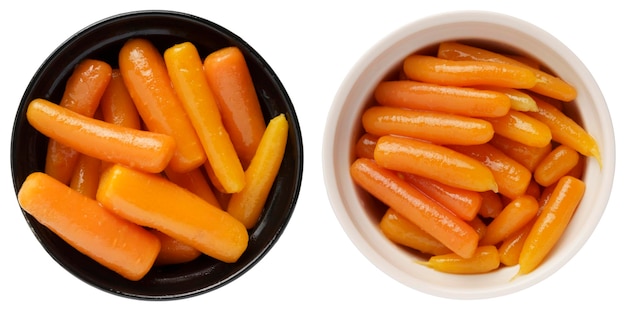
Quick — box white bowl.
[322,10,615,299]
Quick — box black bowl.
[10,10,303,300]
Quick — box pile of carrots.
[351,41,600,276]
[18,38,289,281]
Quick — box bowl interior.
[323,11,615,299]
[11,10,303,300]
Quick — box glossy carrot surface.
[534,144,580,187]
[150,229,202,266]
[484,110,552,148]
[100,69,141,129]
[354,133,378,159]
[480,195,538,246]
[489,134,552,172]
[69,154,101,199]
[418,245,501,274]
[380,208,452,256]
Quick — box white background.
[2,1,623,311]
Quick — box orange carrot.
[203,46,266,169]
[27,98,176,174]
[18,172,160,281]
[164,42,246,193]
[100,69,141,130]
[480,195,538,246]
[418,245,500,274]
[469,217,488,240]
[97,164,249,263]
[119,38,206,173]
[355,133,378,159]
[478,190,503,219]
[380,208,452,256]
[489,133,552,172]
[374,80,511,117]
[476,86,538,112]
[484,110,552,148]
[150,229,202,266]
[403,55,536,89]
[362,105,494,145]
[164,167,221,209]
[374,135,498,192]
[533,144,580,187]
[525,179,542,200]
[69,153,101,199]
[498,217,535,266]
[350,158,479,258]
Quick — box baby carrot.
[164,167,221,209]
[18,172,160,281]
[150,229,202,266]
[119,38,206,173]
[476,86,538,112]
[469,217,488,240]
[403,55,537,89]
[380,208,452,256]
[517,175,586,275]
[489,134,552,172]
[45,58,112,185]
[362,106,494,145]
[97,164,249,263]
[227,114,288,229]
[100,69,141,130]
[478,190,503,219]
[350,158,479,258]
[355,133,378,159]
[374,80,510,117]
[498,218,535,266]
[164,42,246,193]
[374,135,498,192]
[534,144,580,187]
[484,110,552,147]
[69,154,101,199]
[418,245,500,274]
[203,46,266,169]
[480,195,538,246]
[27,98,176,174]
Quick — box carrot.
[517,175,586,275]
[18,172,160,281]
[450,143,532,200]
[484,110,552,148]
[437,41,577,101]
[150,229,202,266]
[27,98,176,174]
[45,59,112,185]
[203,46,266,169]
[100,69,141,130]
[355,133,378,159]
[403,55,537,89]
[479,195,539,246]
[362,105,494,145]
[69,153,101,199]
[119,38,206,173]
[525,179,542,200]
[164,42,246,193]
[403,173,483,221]
[164,167,221,209]
[489,133,552,172]
[350,158,479,258]
[469,217,488,240]
[374,80,510,117]
[380,208,452,256]
[97,164,249,263]
[374,135,498,192]
[417,245,500,274]
[534,144,580,187]
[476,86,538,112]
[498,217,535,266]
[227,114,288,229]
[478,190,503,219]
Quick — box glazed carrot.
[45,59,112,185]
[450,143,532,200]
[18,172,160,281]
[203,46,266,169]
[437,41,577,102]
[119,38,206,173]
[374,135,498,193]
[380,208,452,256]
[480,195,539,246]
[484,110,552,147]
[418,245,500,274]
[477,86,538,112]
[403,173,483,221]
[517,175,586,275]
[164,42,246,193]
[374,80,510,117]
[362,106,494,145]
[355,133,378,159]
[403,55,537,89]
[468,217,488,240]
[150,229,202,266]
[69,154,101,199]
[525,179,542,200]
[498,218,534,266]
[478,190,503,219]
[567,155,585,179]
[164,167,221,209]
[534,144,580,187]
[227,114,288,229]
[27,98,176,174]
[100,69,141,130]
[350,158,479,258]
[527,95,601,167]
[97,164,249,263]
[489,134,552,172]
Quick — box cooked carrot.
[374,80,510,117]
[468,217,488,240]
[478,190,503,219]
[484,110,552,147]
[480,195,538,246]
[477,86,538,112]
[362,106,494,145]
[45,59,112,185]
[119,38,206,173]
[417,245,500,274]
[498,217,535,266]
[97,164,249,263]
[450,143,532,200]
[100,69,141,130]
[380,208,452,256]
[150,229,202,266]
[489,133,552,172]
[227,114,288,229]
[403,173,483,221]
[374,135,498,193]
[350,158,479,258]
[164,42,246,193]
[18,172,160,281]
[69,153,101,199]
[164,167,221,209]
[567,155,585,179]
[517,175,586,275]
[355,133,378,159]
[203,46,266,169]
[27,98,176,174]
[525,179,542,200]
[534,144,580,187]
[403,55,536,89]
[437,41,577,102]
